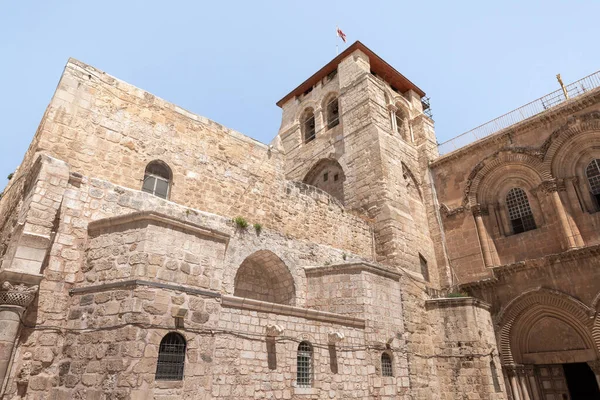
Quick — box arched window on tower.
[297,341,313,388]
[381,352,393,377]
[585,159,600,210]
[301,109,316,143]
[326,97,339,129]
[506,187,536,234]
[394,109,409,141]
[142,160,172,199]
[155,332,186,381]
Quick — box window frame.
[585,159,600,211]
[326,96,340,129]
[155,332,186,381]
[296,341,313,388]
[301,109,316,143]
[142,161,172,199]
[505,187,537,234]
[381,352,393,377]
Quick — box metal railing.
[437,70,600,156]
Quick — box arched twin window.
[142,160,172,199]
[394,109,410,141]
[586,159,600,210]
[155,332,186,381]
[326,97,339,129]
[381,352,393,377]
[301,109,316,143]
[506,187,536,234]
[297,341,313,388]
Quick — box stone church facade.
[0,41,598,399]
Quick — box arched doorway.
[498,289,600,400]
[233,250,296,305]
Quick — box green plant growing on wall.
[342,253,347,261]
[7,173,14,180]
[233,216,249,229]
[253,223,262,235]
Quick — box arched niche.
[233,250,296,305]
[303,159,346,205]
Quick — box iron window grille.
[297,341,313,388]
[381,353,393,377]
[586,159,600,210]
[155,332,186,381]
[142,161,171,199]
[506,187,536,234]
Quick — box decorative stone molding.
[537,179,567,194]
[496,287,596,365]
[471,204,489,216]
[439,204,466,218]
[265,324,284,337]
[0,282,38,308]
[328,331,345,344]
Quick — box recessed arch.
[464,149,549,207]
[233,250,296,305]
[303,158,346,205]
[497,288,597,365]
[300,107,316,143]
[322,91,340,130]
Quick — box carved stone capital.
[471,204,489,216]
[538,179,566,193]
[387,104,398,112]
[328,331,345,344]
[0,282,39,308]
[265,324,284,337]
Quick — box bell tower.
[275,41,444,284]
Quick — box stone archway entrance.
[498,289,600,400]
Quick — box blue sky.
[1,1,599,186]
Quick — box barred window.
[586,159,600,210]
[142,160,172,199]
[381,352,393,377]
[506,188,536,234]
[302,109,316,143]
[297,341,313,388]
[326,97,339,129]
[155,332,186,381]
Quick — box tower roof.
[276,41,426,108]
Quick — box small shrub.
[7,173,14,180]
[253,223,262,234]
[233,216,249,229]
[446,292,469,298]
[324,261,331,266]
[342,253,347,261]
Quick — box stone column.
[506,366,523,400]
[540,180,583,249]
[524,366,540,400]
[387,104,397,132]
[0,282,38,393]
[472,204,494,267]
[516,365,532,400]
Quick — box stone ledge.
[305,262,403,281]
[69,279,221,298]
[425,297,491,311]
[87,210,230,246]
[221,295,366,328]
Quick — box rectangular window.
[323,173,328,182]
[419,254,429,282]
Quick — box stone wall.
[8,58,372,259]
[431,88,600,284]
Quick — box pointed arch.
[497,288,597,365]
[322,91,340,130]
[402,162,422,201]
[234,250,296,305]
[303,158,346,204]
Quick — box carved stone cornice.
[471,204,489,216]
[538,179,567,194]
[0,282,38,308]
